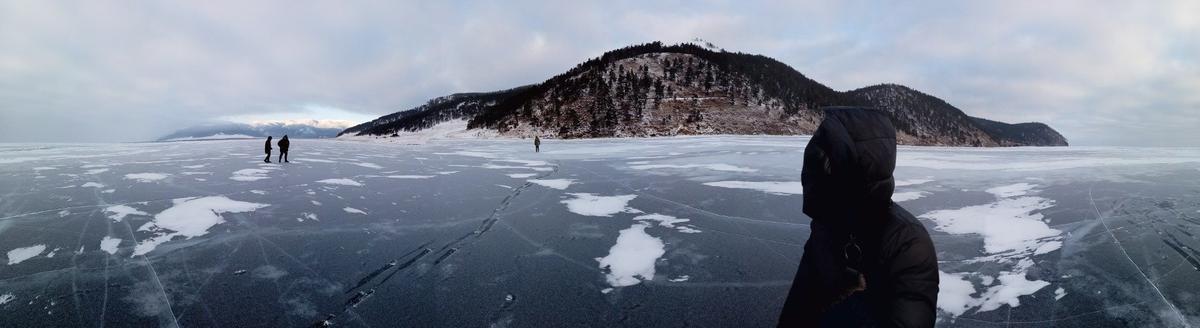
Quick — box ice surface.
[343,207,367,215]
[702,181,804,195]
[1,137,1197,327]
[230,168,270,181]
[561,193,638,217]
[528,179,574,190]
[595,222,665,287]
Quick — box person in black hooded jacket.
[778,107,938,327]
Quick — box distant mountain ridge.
[159,119,353,141]
[342,42,1067,146]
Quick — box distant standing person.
[534,135,541,153]
[278,135,290,163]
[264,136,273,163]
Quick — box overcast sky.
[1,1,1196,145]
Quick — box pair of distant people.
[264,135,289,163]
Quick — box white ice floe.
[528,179,574,190]
[132,196,267,256]
[354,162,383,169]
[561,193,638,217]
[385,175,435,179]
[892,191,927,202]
[84,168,109,174]
[506,173,538,179]
[99,236,121,255]
[0,293,14,305]
[104,204,148,222]
[895,178,933,187]
[124,173,169,182]
[316,178,363,186]
[985,183,1038,198]
[629,163,757,173]
[230,168,270,181]
[6,244,46,265]
[596,222,665,287]
[343,207,367,215]
[81,182,105,188]
[702,181,804,195]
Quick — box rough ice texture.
[124,173,169,182]
[561,193,638,217]
[629,163,757,173]
[316,178,363,186]
[595,223,665,287]
[100,236,121,255]
[702,181,804,195]
[104,204,148,222]
[6,244,46,265]
[132,196,267,256]
[528,179,574,190]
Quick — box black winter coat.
[778,107,938,327]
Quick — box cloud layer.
[0,1,1195,145]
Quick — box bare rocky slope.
[342,42,1067,146]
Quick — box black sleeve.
[882,224,939,328]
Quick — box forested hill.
[342,42,1067,146]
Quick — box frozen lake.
[1,136,1199,327]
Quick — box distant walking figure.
[264,136,273,163]
[534,136,541,153]
[278,135,290,163]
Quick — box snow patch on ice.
[895,178,934,187]
[6,244,46,265]
[316,178,363,186]
[630,163,757,172]
[1054,287,1066,300]
[937,271,976,317]
[84,168,109,174]
[985,183,1037,198]
[385,175,434,179]
[182,164,206,169]
[596,222,665,287]
[354,162,383,169]
[124,173,169,182]
[104,204,148,222]
[343,207,367,215]
[0,293,14,305]
[230,168,270,181]
[506,173,537,179]
[528,179,574,190]
[561,193,638,217]
[892,191,927,202]
[132,196,267,256]
[703,181,804,195]
[99,236,121,255]
[81,182,105,188]
[668,275,690,282]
